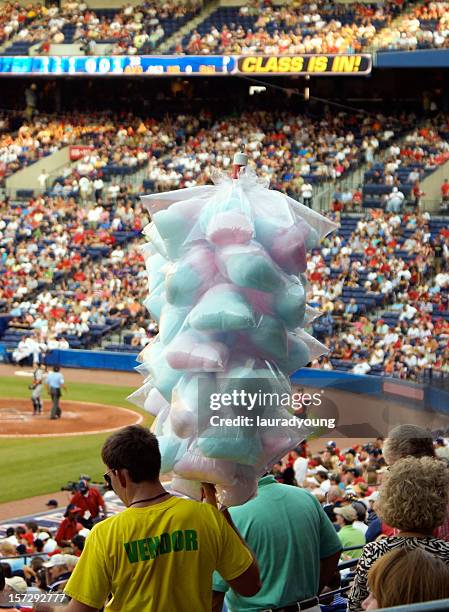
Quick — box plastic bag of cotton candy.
[128,155,337,506]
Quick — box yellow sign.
[237,54,371,75]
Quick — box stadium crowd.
[181,1,395,55]
[3,0,200,54]
[1,109,448,379]
[0,425,448,610]
[373,1,449,51]
[310,210,449,379]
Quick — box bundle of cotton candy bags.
[128,167,337,506]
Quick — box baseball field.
[0,373,151,504]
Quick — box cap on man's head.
[5,576,27,594]
[64,504,82,517]
[46,499,58,507]
[43,554,70,569]
[315,465,329,475]
[335,505,358,522]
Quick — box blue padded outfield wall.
[375,48,449,68]
[38,348,449,417]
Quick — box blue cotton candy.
[146,342,183,401]
[152,208,190,259]
[171,373,217,438]
[273,279,306,329]
[198,433,263,466]
[219,244,283,292]
[278,333,311,374]
[189,284,255,332]
[246,315,288,361]
[166,263,202,307]
[217,362,290,417]
[159,304,189,344]
[254,217,277,250]
[143,285,166,323]
[159,435,189,474]
[148,253,167,293]
[305,227,319,250]
[199,196,243,233]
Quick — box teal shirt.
[212,476,342,612]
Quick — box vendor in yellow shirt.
[43,425,260,612]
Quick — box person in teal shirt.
[334,505,366,560]
[212,475,342,612]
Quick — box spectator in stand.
[212,473,341,612]
[57,425,261,612]
[55,505,83,548]
[441,178,449,209]
[435,437,449,462]
[70,480,107,529]
[348,456,449,611]
[44,554,79,594]
[383,424,449,541]
[362,547,449,610]
[334,506,365,561]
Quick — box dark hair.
[72,535,85,552]
[101,425,161,483]
[16,527,26,536]
[0,564,4,591]
[34,539,44,553]
[0,562,11,580]
[16,544,27,555]
[26,521,38,533]
[5,528,14,537]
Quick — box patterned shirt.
[348,536,449,611]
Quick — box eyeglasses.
[103,468,117,491]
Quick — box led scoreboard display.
[0,54,372,76]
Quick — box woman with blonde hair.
[362,548,449,610]
[348,456,449,611]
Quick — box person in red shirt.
[441,178,449,206]
[55,505,83,547]
[70,479,107,529]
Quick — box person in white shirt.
[300,182,313,208]
[352,360,371,375]
[291,449,308,486]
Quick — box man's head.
[77,479,89,495]
[43,554,76,582]
[64,504,82,521]
[334,505,357,527]
[383,424,435,465]
[53,366,60,372]
[72,534,85,554]
[46,499,58,509]
[101,425,161,502]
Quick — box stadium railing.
[375,600,449,612]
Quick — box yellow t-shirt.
[64,496,253,611]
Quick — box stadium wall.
[420,159,449,210]
[29,348,449,417]
[5,146,71,198]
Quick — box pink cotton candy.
[165,332,229,371]
[241,287,274,315]
[174,451,238,486]
[206,211,254,246]
[270,224,308,274]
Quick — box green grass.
[0,376,151,504]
